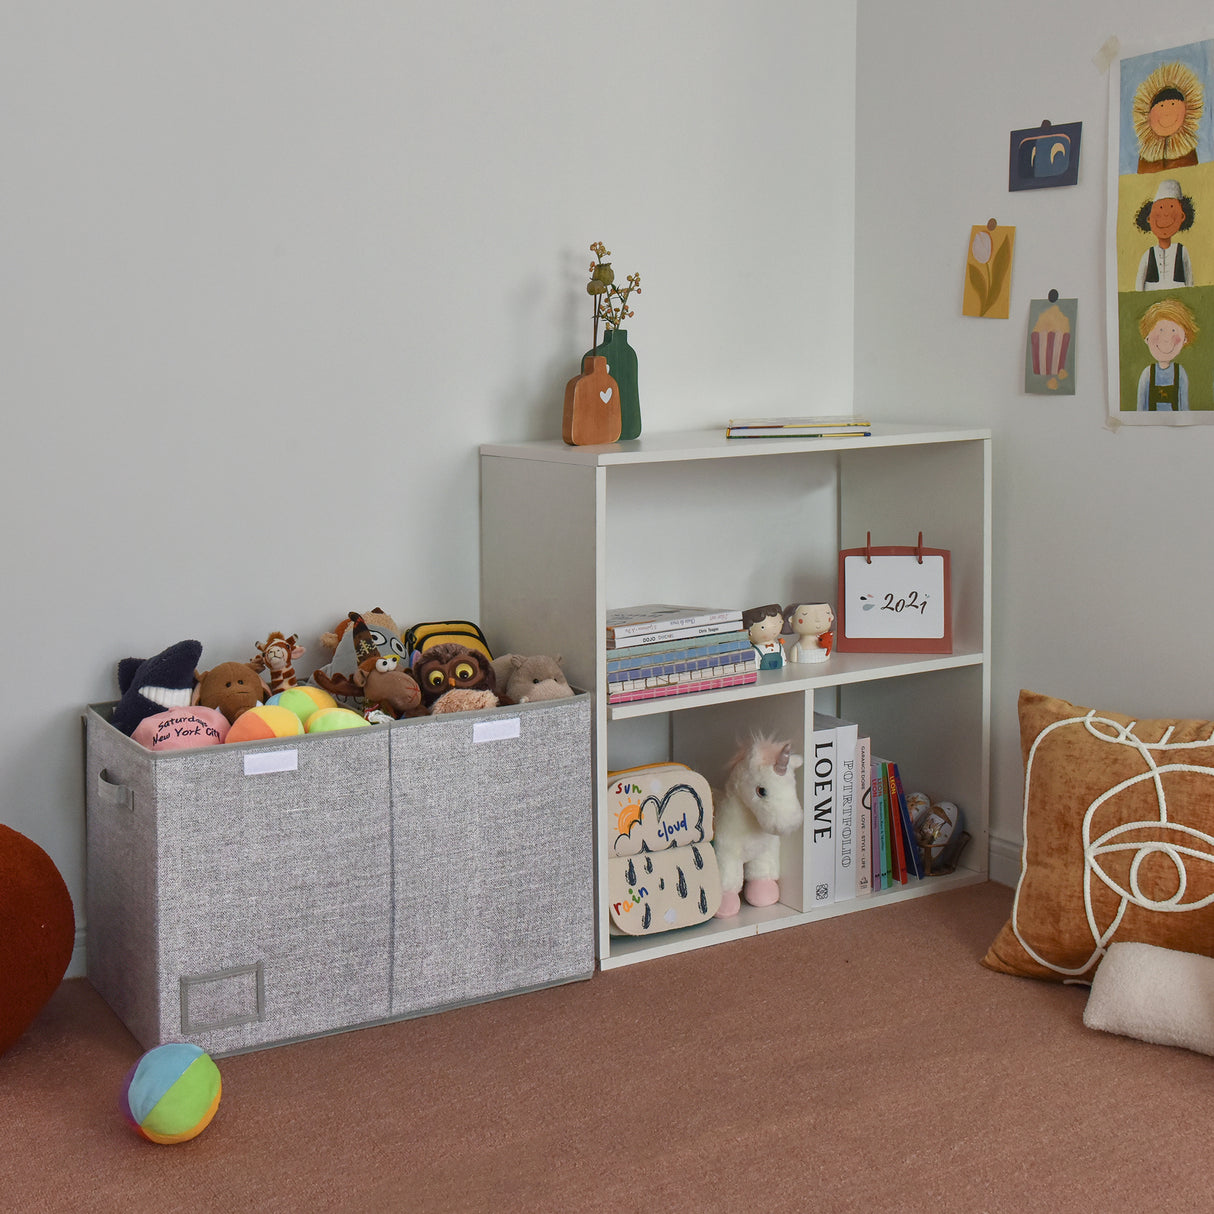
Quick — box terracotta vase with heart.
[562,354,621,446]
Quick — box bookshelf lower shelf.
[598,866,987,970]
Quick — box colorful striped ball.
[267,685,337,726]
[224,703,306,744]
[120,1042,221,1144]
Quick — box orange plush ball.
[0,826,75,1056]
[224,704,305,744]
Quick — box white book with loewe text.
[809,713,840,908]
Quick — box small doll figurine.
[786,602,834,663]
[742,603,786,671]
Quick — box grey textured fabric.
[85,694,594,1055]
[390,696,595,1016]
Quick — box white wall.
[855,1,1214,877]
[1,2,856,972]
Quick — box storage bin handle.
[97,768,133,811]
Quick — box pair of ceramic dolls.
[743,602,834,670]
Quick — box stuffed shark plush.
[112,639,203,735]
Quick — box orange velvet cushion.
[983,690,1214,983]
[0,824,75,1055]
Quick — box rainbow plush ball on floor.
[267,685,337,727]
[224,703,305,744]
[120,1042,221,1144]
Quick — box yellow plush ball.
[225,704,305,744]
[267,686,337,726]
[305,707,371,734]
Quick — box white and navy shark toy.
[111,639,203,735]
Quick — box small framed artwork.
[963,220,1016,319]
[1009,120,1082,190]
[1026,292,1077,394]
[836,535,952,654]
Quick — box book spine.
[726,428,872,439]
[833,720,859,902]
[606,656,756,698]
[605,632,751,667]
[872,761,891,890]
[854,736,872,897]
[809,723,837,907]
[606,640,754,679]
[606,671,757,705]
[607,609,742,638]
[883,762,908,884]
[888,762,925,880]
[606,621,746,649]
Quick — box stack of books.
[806,714,946,911]
[605,604,755,704]
[725,415,872,439]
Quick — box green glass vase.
[583,328,641,440]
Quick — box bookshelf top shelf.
[480,423,992,467]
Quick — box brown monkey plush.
[192,660,270,724]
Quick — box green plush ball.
[305,707,371,733]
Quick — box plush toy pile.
[112,610,572,750]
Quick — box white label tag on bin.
[473,717,520,744]
[244,749,298,776]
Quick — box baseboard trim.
[66,927,87,980]
[988,834,1021,888]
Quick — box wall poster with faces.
[1107,37,1214,426]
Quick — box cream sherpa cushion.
[1084,941,1214,1056]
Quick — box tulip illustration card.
[1025,295,1077,394]
[963,221,1016,318]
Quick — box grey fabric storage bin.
[85,692,594,1055]
[390,696,595,1016]
[85,706,394,1055]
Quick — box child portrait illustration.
[1110,38,1214,424]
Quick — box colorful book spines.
[871,761,892,890]
[607,670,757,704]
[606,636,753,676]
[888,762,926,880]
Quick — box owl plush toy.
[414,643,497,712]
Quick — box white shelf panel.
[607,649,985,721]
[599,865,987,969]
[481,423,992,467]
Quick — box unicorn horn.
[774,743,791,776]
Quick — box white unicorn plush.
[712,736,804,917]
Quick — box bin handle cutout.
[97,769,133,811]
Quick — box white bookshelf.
[479,424,991,969]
